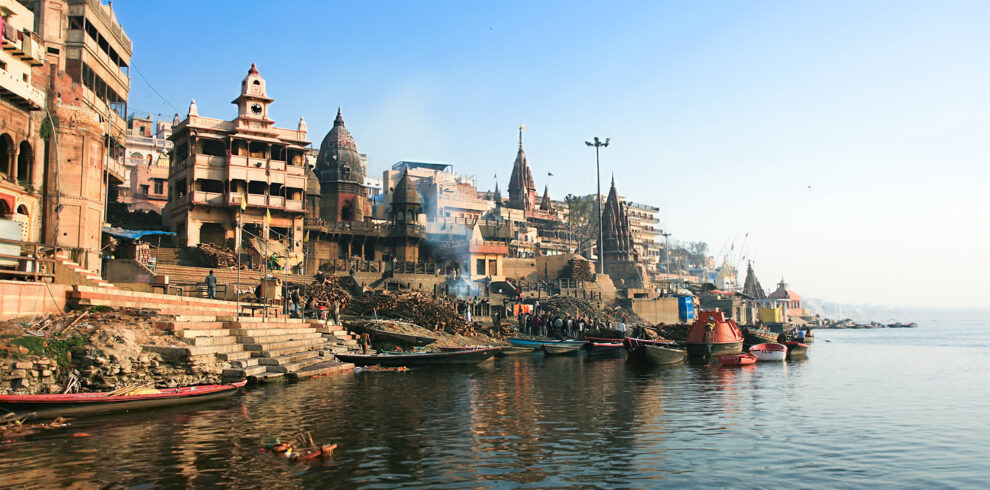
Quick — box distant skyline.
[115,1,989,308]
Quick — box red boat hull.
[718,353,758,366]
[0,380,248,416]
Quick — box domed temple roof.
[392,169,420,205]
[315,108,363,182]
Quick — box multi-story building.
[164,64,310,257]
[11,0,132,273]
[626,200,661,279]
[118,113,174,213]
[0,0,46,242]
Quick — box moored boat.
[582,341,625,357]
[541,343,582,356]
[335,347,501,366]
[685,310,744,359]
[718,353,758,366]
[496,346,536,357]
[508,337,584,349]
[631,343,686,366]
[749,343,787,361]
[369,328,437,346]
[0,380,248,417]
[784,341,810,360]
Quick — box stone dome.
[315,108,363,183]
[392,169,419,205]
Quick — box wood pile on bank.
[539,296,644,325]
[306,274,351,308]
[560,258,594,281]
[343,292,470,334]
[197,243,238,268]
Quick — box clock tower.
[232,63,275,130]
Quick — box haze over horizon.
[115,1,989,309]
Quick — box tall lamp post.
[660,231,672,291]
[584,136,609,274]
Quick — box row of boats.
[0,310,808,418]
[337,309,809,367]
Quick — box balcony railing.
[192,191,224,205]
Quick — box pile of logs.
[306,274,351,308]
[197,243,238,268]
[560,258,594,281]
[343,292,470,334]
[539,296,645,325]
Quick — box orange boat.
[685,310,744,359]
[718,353,758,366]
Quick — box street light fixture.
[584,136,609,274]
[660,231,672,292]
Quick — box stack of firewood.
[343,292,471,333]
[560,258,594,280]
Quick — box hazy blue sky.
[115,1,989,308]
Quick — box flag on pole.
[265,209,271,226]
[240,189,247,211]
[304,230,310,242]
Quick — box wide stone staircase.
[54,252,118,290]
[148,316,361,382]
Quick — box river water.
[1,323,987,488]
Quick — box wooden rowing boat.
[369,328,437,346]
[335,347,500,366]
[749,343,787,361]
[632,343,686,365]
[582,341,625,357]
[541,343,582,356]
[0,380,248,416]
[718,353,758,366]
[496,346,536,357]
[508,337,584,349]
[785,341,810,359]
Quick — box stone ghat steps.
[153,262,315,292]
[149,317,359,380]
[69,286,240,317]
[54,253,118,289]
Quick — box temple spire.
[519,124,525,149]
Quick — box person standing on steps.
[205,270,218,299]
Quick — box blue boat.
[507,337,585,348]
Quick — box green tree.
[564,194,599,256]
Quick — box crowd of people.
[514,311,626,339]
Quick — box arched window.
[16,141,32,184]
[0,133,13,178]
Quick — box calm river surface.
[1,323,988,488]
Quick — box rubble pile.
[197,243,238,268]
[560,258,594,281]
[0,308,224,394]
[343,292,471,334]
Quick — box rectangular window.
[68,16,83,30]
[488,260,497,276]
[476,259,485,275]
[47,47,59,55]
[140,184,149,195]
[154,180,164,194]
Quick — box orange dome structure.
[686,310,744,359]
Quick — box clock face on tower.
[250,103,263,115]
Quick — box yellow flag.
[265,209,271,226]
[304,230,310,242]
[240,189,247,211]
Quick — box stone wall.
[503,257,537,281]
[628,297,680,324]
[0,280,70,321]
